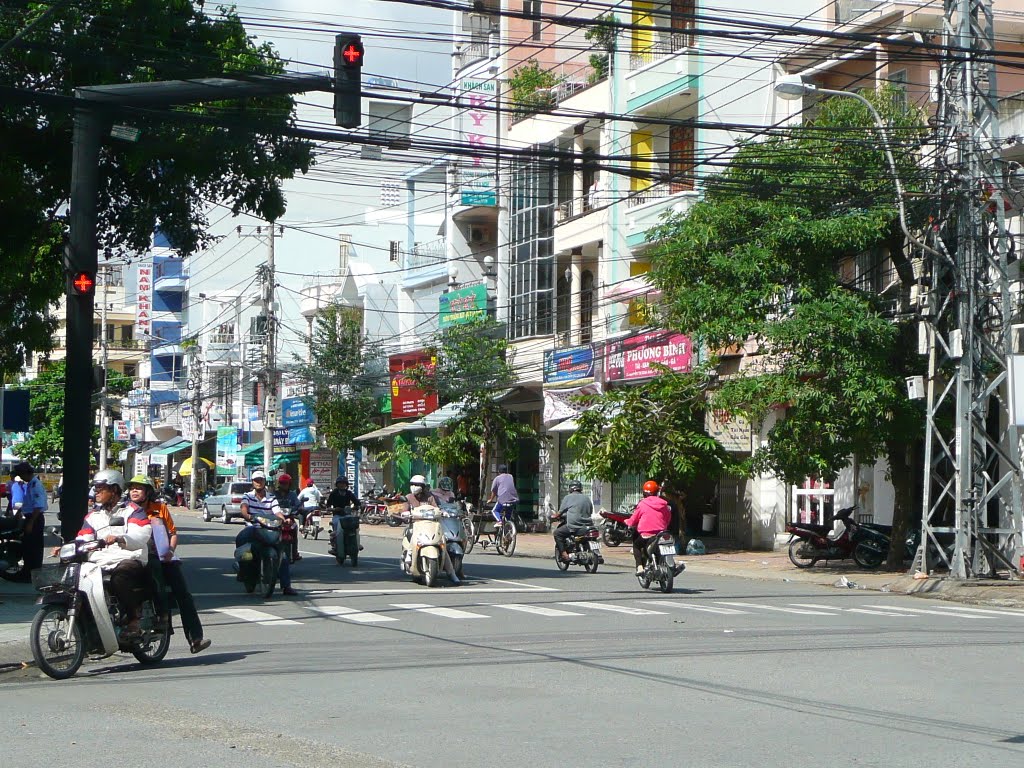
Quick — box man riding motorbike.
[625,480,672,574]
[552,480,594,563]
[237,471,297,596]
[275,473,301,563]
[325,477,359,556]
[77,469,153,637]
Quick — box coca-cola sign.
[604,331,693,382]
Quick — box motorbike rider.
[77,469,153,637]
[552,480,594,563]
[127,475,211,654]
[296,479,322,528]
[431,475,456,507]
[238,471,297,596]
[1,462,47,583]
[274,473,302,563]
[625,480,673,574]
[403,475,459,585]
[325,477,360,556]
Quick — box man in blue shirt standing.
[2,462,48,582]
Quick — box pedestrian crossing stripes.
[205,600,1024,628]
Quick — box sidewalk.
[4,525,1024,673]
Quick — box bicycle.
[472,502,518,557]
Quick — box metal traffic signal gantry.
[334,32,364,129]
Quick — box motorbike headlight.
[59,543,77,560]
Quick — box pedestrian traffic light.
[334,32,363,129]
[71,271,96,296]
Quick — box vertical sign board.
[309,449,335,487]
[136,263,153,338]
[389,351,438,418]
[459,73,497,206]
[216,426,240,476]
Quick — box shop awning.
[547,418,579,433]
[415,400,465,429]
[604,276,661,303]
[148,437,191,456]
[239,443,264,467]
[272,452,300,468]
[354,422,424,442]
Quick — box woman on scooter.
[625,480,672,575]
[127,475,212,654]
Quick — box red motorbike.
[598,505,633,547]
[786,506,857,568]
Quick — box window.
[580,270,594,344]
[671,0,696,48]
[669,125,695,192]
[509,153,555,339]
[889,68,908,111]
[123,364,136,379]
[524,0,542,41]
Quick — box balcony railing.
[627,182,694,208]
[510,76,606,124]
[556,195,597,224]
[208,332,237,345]
[401,239,447,270]
[94,338,147,351]
[628,32,693,71]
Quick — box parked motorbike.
[598,504,633,547]
[29,523,170,680]
[0,513,25,577]
[636,530,684,593]
[851,520,920,569]
[551,513,603,573]
[234,513,284,598]
[328,506,362,566]
[786,506,858,568]
[401,504,456,587]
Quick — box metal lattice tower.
[919,0,1023,579]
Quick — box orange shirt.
[145,500,177,537]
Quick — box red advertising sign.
[605,331,693,382]
[389,351,438,418]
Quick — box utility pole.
[97,265,109,470]
[919,0,1024,578]
[187,349,202,513]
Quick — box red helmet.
[277,473,292,487]
[642,480,660,495]
[305,479,314,487]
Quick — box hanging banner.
[605,331,693,382]
[439,284,488,328]
[216,426,240,475]
[542,383,602,426]
[543,345,595,387]
[309,449,335,486]
[458,73,498,206]
[389,351,438,418]
[136,263,153,337]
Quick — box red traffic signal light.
[334,33,363,128]
[338,36,364,68]
[71,271,96,295]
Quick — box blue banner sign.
[281,397,312,427]
[543,345,595,386]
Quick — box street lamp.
[448,263,460,290]
[773,74,938,260]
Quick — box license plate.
[658,544,676,556]
[311,516,320,525]
[589,541,601,551]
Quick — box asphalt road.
[4,518,1024,768]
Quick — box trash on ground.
[913,571,929,580]
[685,539,706,555]
[834,575,859,589]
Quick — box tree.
[0,1,314,377]
[402,318,536,503]
[296,304,380,457]
[14,361,132,466]
[644,90,929,569]
[569,367,734,490]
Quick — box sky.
[187,1,454,353]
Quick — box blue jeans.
[492,501,516,523]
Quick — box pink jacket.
[625,496,672,538]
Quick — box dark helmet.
[336,477,349,486]
[12,461,34,478]
[497,464,508,474]
[567,480,583,493]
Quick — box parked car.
[202,481,254,524]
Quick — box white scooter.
[438,501,468,581]
[401,504,459,587]
[29,516,170,680]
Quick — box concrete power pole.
[97,265,109,470]
[187,349,203,513]
[919,0,1024,578]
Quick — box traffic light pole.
[60,74,331,541]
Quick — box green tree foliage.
[569,368,734,489]
[508,61,560,113]
[645,91,928,567]
[584,13,617,83]
[0,1,314,377]
[14,361,132,466]
[403,319,535,487]
[296,305,380,456]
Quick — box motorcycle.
[551,513,603,573]
[0,513,25,577]
[438,501,468,581]
[29,522,171,680]
[597,504,633,547]
[786,506,858,568]
[636,530,684,593]
[234,513,284,598]
[401,504,456,587]
[327,506,361,566]
[851,520,920,569]
[299,502,324,540]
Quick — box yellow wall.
[632,1,654,54]
[631,130,653,192]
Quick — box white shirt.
[297,486,322,510]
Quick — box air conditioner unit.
[468,225,492,246]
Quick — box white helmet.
[92,468,126,491]
[409,474,428,493]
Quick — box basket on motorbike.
[337,514,360,531]
[31,563,72,593]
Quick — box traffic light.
[334,32,363,128]
[71,271,96,296]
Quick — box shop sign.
[439,284,488,328]
[458,75,497,206]
[281,396,312,427]
[136,263,153,336]
[605,332,692,382]
[705,410,752,453]
[113,420,130,441]
[271,427,294,454]
[389,351,438,418]
[287,425,314,445]
[309,449,335,486]
[543,345,595,386]
[216,426,240,474]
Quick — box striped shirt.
[241,489,281,524]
